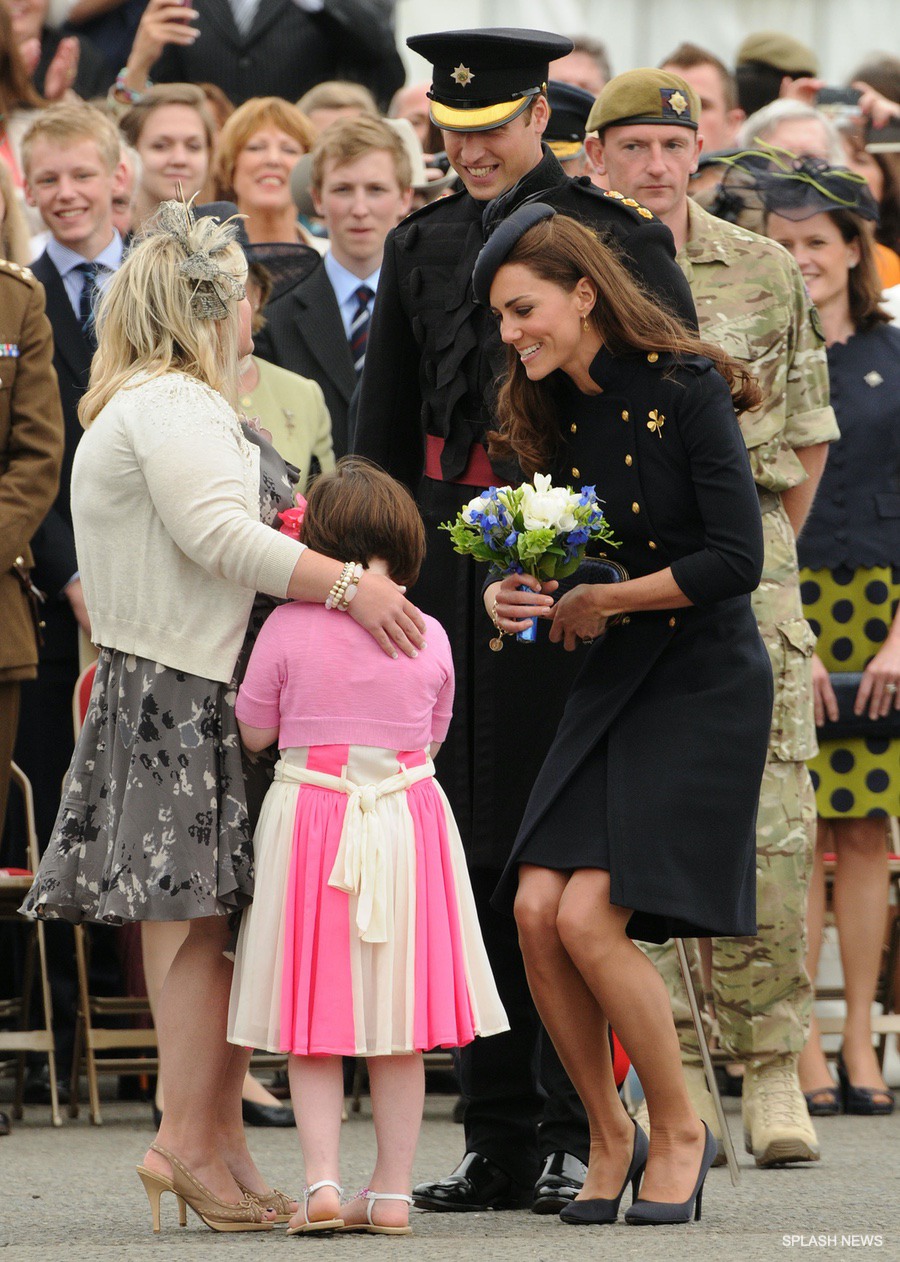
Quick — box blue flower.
[566,527,590,546]
[505,530,519,547]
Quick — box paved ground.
[2,1091,898,1262]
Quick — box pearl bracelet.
[325,562,363,611]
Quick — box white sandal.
[285,1179,344,1235]
[338,1188,413,1235]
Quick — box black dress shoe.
[532,1151,588,1215]
[412,1153,533,1212]
[22,1065,70,1106]
[241,1098,295,1127]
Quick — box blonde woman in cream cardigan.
[22,203,425,1234]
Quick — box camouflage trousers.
[641,756,817,1066]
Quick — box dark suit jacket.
[29,251,94,664]
[153,0,401,108]
[253,259,356,458]
[35,28,115,99]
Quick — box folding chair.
[0,763,63,1126]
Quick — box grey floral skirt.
[20,647,254,925]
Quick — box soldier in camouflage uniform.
[586,69,840,1167]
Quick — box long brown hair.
[0,4,44,118]
[488,215,762,475]
[828,207,891,333]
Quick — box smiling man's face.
[441,97,548,202]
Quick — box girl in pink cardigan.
[228,459,507,1236]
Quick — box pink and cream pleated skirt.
[227,744,508,1057]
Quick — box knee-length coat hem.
[492,350,773,943]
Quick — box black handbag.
[819,672,900,741]
[554,556,629,598]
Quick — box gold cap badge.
[668,91,688,115]
[451,63,475,88]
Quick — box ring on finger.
[886,681,898,695]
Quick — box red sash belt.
[425,434,496,487]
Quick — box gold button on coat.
[572,467,580,478]
[621,410,629,421]
[632,502,640,513]
[668,617,677,627]
[570,423,577,433]
[647,352,659,363]
[625,454,633,466]
[648,540,657,550]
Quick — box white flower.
[521,475,576,531]
[462,493,493,524]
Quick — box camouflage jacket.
[678,200,840,760]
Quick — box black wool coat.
[352,150,698,870]
[494,349,773,942]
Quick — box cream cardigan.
[72,372,303,683]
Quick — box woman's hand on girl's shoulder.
[349,570,427,659]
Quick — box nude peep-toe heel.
[136,1165,187,1233]
[139,1143,274,1233]
[236,1181,298,1224]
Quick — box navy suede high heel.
[559,1121,649,1226]
[624,1122,716,1226]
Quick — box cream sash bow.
[274,758,436,943]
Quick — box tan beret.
[735,31,818,76]
[586,68,700,135]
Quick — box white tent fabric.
[396,0,900,86]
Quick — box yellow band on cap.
[430,94,533,133]
[548,140,584,161]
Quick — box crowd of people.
[1,1,898,1239]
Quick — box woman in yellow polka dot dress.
[766,162,898,1117]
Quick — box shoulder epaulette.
[0,259,36,284]
[570,177,656,221]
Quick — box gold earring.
[582,314,589,334]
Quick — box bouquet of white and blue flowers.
[441,474,620,643]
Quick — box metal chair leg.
[674,937,740,1186]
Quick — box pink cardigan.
[236,604,454,751]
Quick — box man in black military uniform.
[544,79,598,178]
[353,27,696,1214]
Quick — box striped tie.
[229,0,260,36]
[76,261,100,349]
[349,284,374,376]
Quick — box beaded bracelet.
[325,562,363,611]
[325,561,354,610]
[112,68,151,105]
[335,563,363,611]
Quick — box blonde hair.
[311,114,412,192]
[214,97,316,198]
[80,208,247,427]
[21,101,122,177]
[0,157,32,264]
[296,80,377,117]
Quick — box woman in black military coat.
[475,206,773,1226]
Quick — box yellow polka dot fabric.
[800,565,899,819]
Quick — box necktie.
[349,285,374,376]
[230,0,260,36]
[76,261,100,348]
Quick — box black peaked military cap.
[407,28,573,133]
[546,80,597,160]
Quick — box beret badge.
[662,88,689,117]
